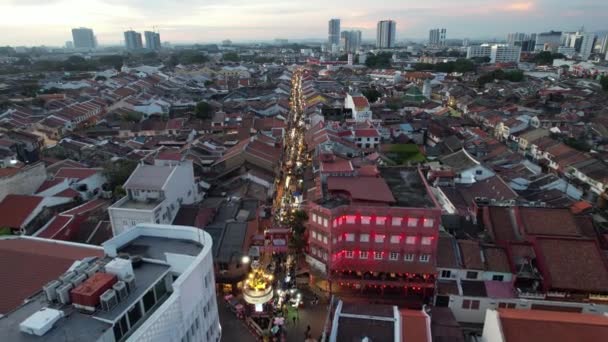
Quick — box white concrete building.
[344,94,372,122]
[466,45,492,59]
[0,223,220,342]
[467,44,521,63]
[109,160,203,236]
[490,45,521,63]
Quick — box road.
[220,69,320,342]
[274,69,308,224]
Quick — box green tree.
[194,101,213,119]
[102,159,139,191]
[600,76,608,91]
[122,111,143,122]
[222,52,240,62]
[365,52,392,68]
[362,88,382,103]
[98,55,124,70]
[533,52,564,66]
[286,210,308,255]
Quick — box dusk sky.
[0,0,607,46]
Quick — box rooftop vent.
[19,308,64,336]
[113,281,128,301]
[43,280,62,302]
[123,273,136,292]
[56,283,73,305]
[100,289,118,312]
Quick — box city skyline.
[1,0,608,46]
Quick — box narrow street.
[274,68,307,223]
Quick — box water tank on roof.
[57,283,73,305]
[19,308,64,336]
[43,280,62,302]
[105,258,134,281]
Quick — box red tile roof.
[0,195,43,229]
[36,178,65,193]
[351,95,370,109]
[55,167,99,181]
[327,176,396,203]
[458,240,484,270]
[320,157,353,173]
[519,207,580,237]
[401,310,431,342]
[497,308,608,342]
[55,188,81,198]
[37,215,72,239]
[354,128,380,137]
[535,237,608,292]
[0,238,102,314]
[156,150,182,161]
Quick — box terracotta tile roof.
[320,157,353,173]
[55,188,81,198]
[55,167,99,181]
[37,215,72,239]
[535,238,608,292]
[156,150,182,161]
[497,308,608,342]
[351,95,370,109]
[485,207,518,243]
[483,246,511,273]
[401,310,431,342]
[519,207,580,237]
[354,128,380,137]
[327,176,396,203]
[0,238,102,314]
[458,240,484,270]
[36,178,65,193]
[437,234,460,269]
[0,195,43,229]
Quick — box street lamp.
[241,255,251,264]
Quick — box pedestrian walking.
[292,315,297,325]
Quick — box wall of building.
[109,202,157,236]
[445,293,608,324]
[456,165,495,184]
[0,162,46,201]
[106,225,220,342]
[481,309,503,342]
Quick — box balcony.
[330,269,435,288]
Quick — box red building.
[305,166,441,303]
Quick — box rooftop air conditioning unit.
[100,289,118,311]
[59,271,76,283]
[71,273,88,288]
[56,283,73,305]
[113,281,128,301]
[123,273,136,293]
[85,264,102,277]
[43,280,62,302]
[74,261,90,274]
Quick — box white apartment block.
[0,223,219,342]
[109,160,203,236]
[467,44,521,63]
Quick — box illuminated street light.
[241,255,251,264]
